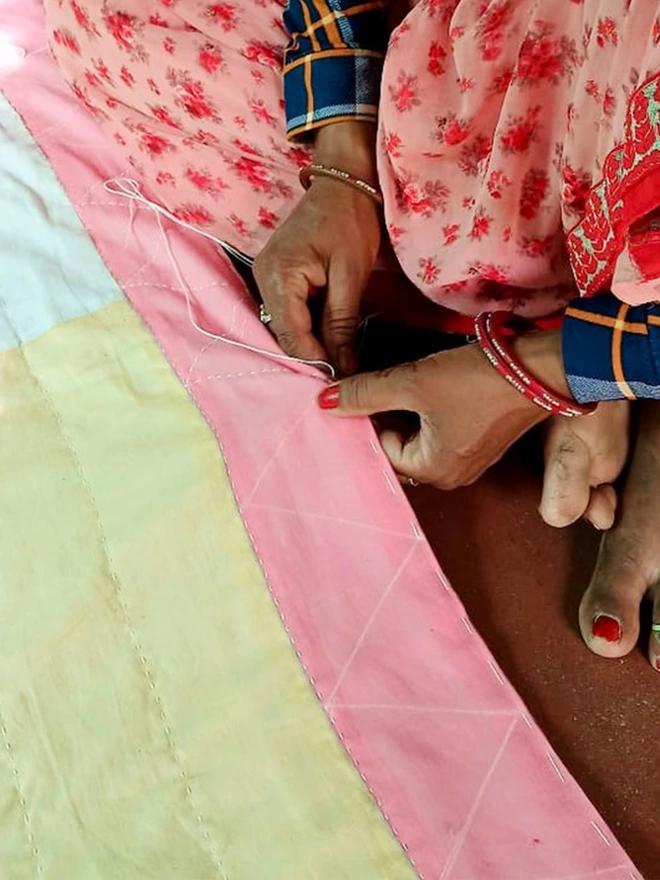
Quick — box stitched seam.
[0,290,228,878]
[0,711,43,875]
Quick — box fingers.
[379,429,427,480]
[253,259,328,363]
[540,429,592,527]
[322,259,365,375]
[321,362,420,417]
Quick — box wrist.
[513,330,573,400]
[314,121,378,185]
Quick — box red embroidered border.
[566,72,660,296]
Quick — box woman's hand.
[318,342,548,489]
[253,122,381,375]
[317,329,591,490]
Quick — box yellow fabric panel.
[0,299,414,879]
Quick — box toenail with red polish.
[318,384,340,410]
[592,614,621,643]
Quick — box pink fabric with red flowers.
[46,0,311,251]
[378,0,660,314]
[45,0,660,318]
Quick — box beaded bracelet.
[474,312,596,418]
[299,163,384,206]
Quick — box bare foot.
[541,401,630,530]
[579,401,660,669]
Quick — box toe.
[583,484,617,531]
[648,583,660,672]
[579,528,647,658]
[580,401,660,659]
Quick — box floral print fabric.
[45,0,660,317]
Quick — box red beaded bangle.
[474,312,596,418]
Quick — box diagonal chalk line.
[438,716,518,880]
[324,542,418,707]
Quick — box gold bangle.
[299,163,383,206]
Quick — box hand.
[318,343,548,489]
[253,123,381,375]
[541,402,630,530]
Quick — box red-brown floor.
[407,439,659,879]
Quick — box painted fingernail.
[655,657,660,673]
[318,383,340,410]
[592,614,622,643]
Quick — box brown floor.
[407,440,660,879]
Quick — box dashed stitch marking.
[0,717,43,875]
[383,471,398,495]
[590,821,611,847]
[546,752,566,784]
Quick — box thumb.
[323,259,366,375]
[317,363,419,417]
[540,431,592,528]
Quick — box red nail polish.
[655,657,660,673]
[318,384,340,410]
[592,614,621,643]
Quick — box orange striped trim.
[297,1,387,39]
[611,304,636,399]
[309,0,342,47]
[283,48,384,74]
[648,314,660,327]
[303,55,314,124]
[287,112,378,140]
[299,0,321,52]
[564,306,648,335]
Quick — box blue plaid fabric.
[563,295,660,402]
[283,0,389,138]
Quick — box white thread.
[488,659,505,685]
[545,752,566,784]
[434,569,450,592]
[521,714,533,729]
[103,178,336,379]
[461,616,474,635]
[383,470,398,495]
[590,821,611,847]
[191,368,289,385]
[369,439,380,455]
[410,520,422,540]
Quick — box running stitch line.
[0,290,228,879]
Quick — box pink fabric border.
[0,6,639,878]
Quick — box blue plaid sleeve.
[563,295,660,402]
[283,0,390,138]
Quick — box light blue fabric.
[0,93,119,351]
